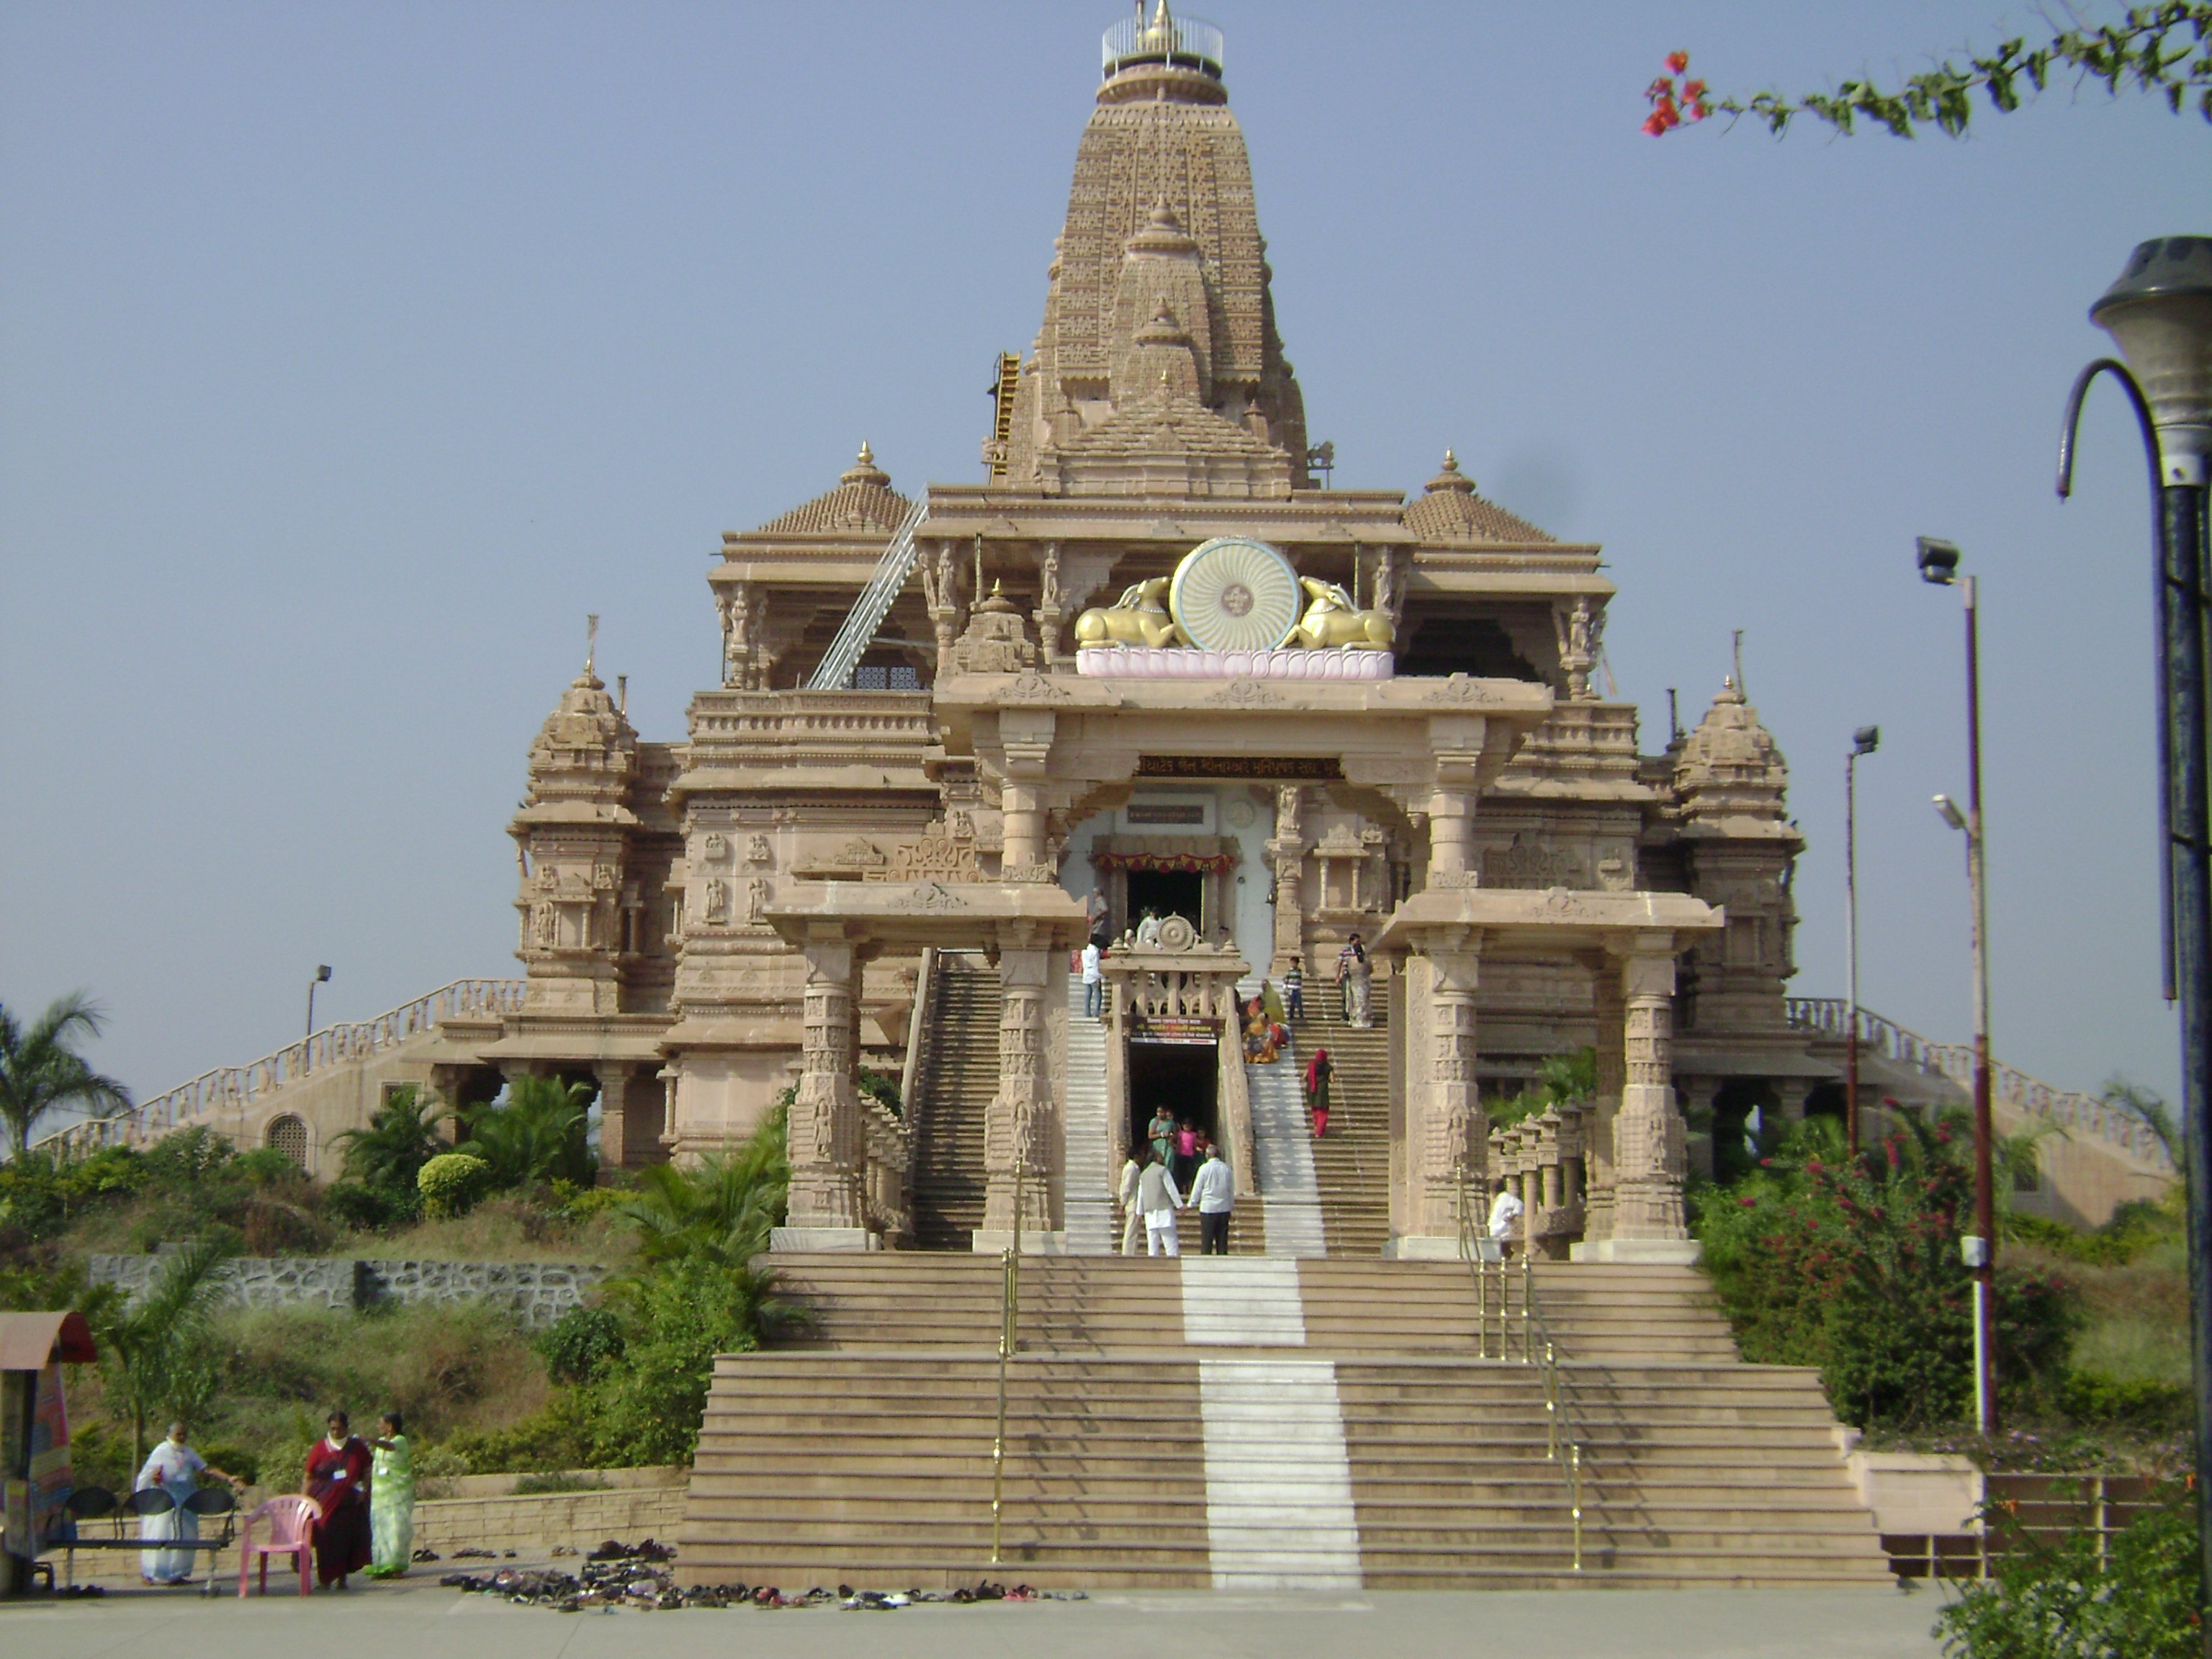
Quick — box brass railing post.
[989,1154,1025,1565]
[1520,1233,1535,1364]
[1569,1442,1583,1572]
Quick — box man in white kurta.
[1134,1148,1185,1257]
[1117,1147,1146,1255]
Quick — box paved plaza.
[1,1575,1951,1658]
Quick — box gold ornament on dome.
[1168,537,1303,652]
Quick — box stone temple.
[59,5,2182,1593]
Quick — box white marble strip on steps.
[1062,970,1113,1254]
[1245,1056,1326,1256]
[1198,1357,1363,1590]
[1179,1256,1306,1346]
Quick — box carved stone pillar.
[1776,1078,1812,1123]
[981,939,1056,1244]
[1427,788,1475,882]
[1395,933,1483,1255]
[1581,951,1624,1243]
[1604,940,1694,1256]
[594,1064,635,1179]
[781,928,869,1245]
[921,539,965,682]
[1267,785,1305,977]
[996,710,1056,876]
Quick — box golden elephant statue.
[1074,577,1185,649]
[1291,577,1395,650]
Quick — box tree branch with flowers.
[1644,4,2212,139]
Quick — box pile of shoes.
[438,1550,1088,1614]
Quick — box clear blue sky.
[2,1,2203,1110]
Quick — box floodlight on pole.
[1918,543,1997,1440]
[1845,724,1880,1159]
[305,963,332,1043]
[2056,234,2212,1646]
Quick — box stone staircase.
[909,953,999,1251]
[685,1254,1893,1591]
[1295,982,1392,1256]
[1061,971,1114,1254]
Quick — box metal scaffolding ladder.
[803,496,930,691]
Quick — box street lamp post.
[1845,725,1880,1161]
[2056,235,2212,1640]
[1918,537,1997,1438]
[305,964,333,1043]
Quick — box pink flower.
[1666,50,1690,76]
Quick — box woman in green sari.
[367,1411,414,1578]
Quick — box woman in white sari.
[135,1422,241,1586]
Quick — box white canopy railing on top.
[20,978,526,1161]
[1784,997,2172,1173]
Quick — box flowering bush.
[1694,1115,2078,1427]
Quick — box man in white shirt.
[1188,1142,1233,1254]
[1488,1186,1525,1254]
[1133,1146,1184,1256]
[1082,941,1104,1019]
[1116,1144,1146,1255]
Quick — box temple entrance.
[1125,868,1204,933]
[1127,1038,1218,1187]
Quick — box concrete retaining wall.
[89,1254,610,1327]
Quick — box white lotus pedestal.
[1076,646,1394,680]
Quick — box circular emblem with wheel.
[1168,537,1301,653]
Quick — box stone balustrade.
[1487,1100,1590,1259]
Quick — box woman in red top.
[303,1410,373,1589]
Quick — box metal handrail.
[1457,1165,1588,1573]
[805,498,929,691]
[989,1154,1024,1565]
[1783,997,2173,1171]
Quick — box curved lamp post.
[2056,235,2212,1637]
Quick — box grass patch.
[511,1470,609,1495]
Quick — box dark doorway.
[1126,868,1203,932]
[1711,1079,1778,1184]
[1128,1040,1218,1187]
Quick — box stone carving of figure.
[747,878,770,923]
[531,902,557,948]
[703,878,729,925]
[1555,595,1599,701]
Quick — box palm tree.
[2100,1074,2181,1172]
[617,1107,788,1269]
[0,993,132,1158]
[96,1239,233,1468]
[456,1075,595,1192]
[330,1084,449,1195]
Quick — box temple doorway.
[1128,1039,1218,1187]
[1126,868,1204,933]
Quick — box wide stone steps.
[680,1340,1891,1591]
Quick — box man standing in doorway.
[1189,1141,1233,1254]
[1134,1145,1185,1257]
[1082,938,1104,1019]
[1086,885,1110,949]
[1117,1143,1146,1256]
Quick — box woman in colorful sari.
[136,1422,241,1585]
[303,1410,372,1589]
[367,1411,413,1578]
[1305,1047,1333,1139]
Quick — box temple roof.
[748,443,914,538]
[1401,451,1555,544]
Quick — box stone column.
[594,1064,634,1179]
[1776,1078,1812,1124]
[981,935,1057,1246]
[996,710,1056,877]
[1397,932,1483,1255]
[782,927,869,1246]
[1603,940,1696,1259]
[922,539,964,682]
[1426,789,1475,883]
[1267,785,1305,977]
[1580,952,1623,1244]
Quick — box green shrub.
[232,1147,304,1187]
[582,1254,761,1466]
[1696,1115,2080,1427]
[2059,1369,2192,1432]
[197,1442,259,1487]
[1936,1480,2202,1658]
[536,1305,625,1387]
[418,1152,493,1218]
[437,1392,590,1475]
[142,1128,235,1185]
[456,1077,595,1194]
[857,1067,902,1118]
[512,1470,608,1495]
[323,1179,407,1232]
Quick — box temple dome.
[1673,678,1789,828]
[750,444,912,537]
[1401,451,1556,544]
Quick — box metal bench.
[48,1485,238,1592]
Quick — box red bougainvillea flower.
[1641,111,1670,136]
[1804,1158,1822,1172]
[1665,50,1689,74]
